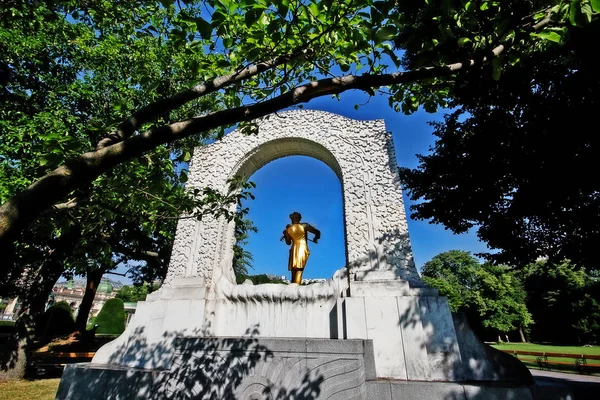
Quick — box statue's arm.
[282,224,292,245]
[305,224,321,243]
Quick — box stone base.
[57,337,375,400]
[366,380,573,400]
[55,336,571,400]
[90,275,532,383]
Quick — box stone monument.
[57,110,542,400]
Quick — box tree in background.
[422,250,532,342]
[232,217,258,282]
[94,298,126,335]
[518,260,600,344]
[116,284,157,303]
[398,0,600,269]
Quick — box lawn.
[491,343,600,355]
[0,378,60,400]
[492,343,600,374]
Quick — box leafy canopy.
[422,250,532,335]
[398,0,600,268]
[1,0,598,272]
[517,260,600,344]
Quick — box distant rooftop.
[55,278,124,293]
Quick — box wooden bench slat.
[545,353,584,358]
[34,352,95,358]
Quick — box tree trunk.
[74,268,105,333]
[519,328,527,343]
[0,262,65,380]
[0,226,79,380]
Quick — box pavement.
[530,369,600,399]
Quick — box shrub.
[0,320,15,335]
[37,301,75,337]
[94,298,125,335]
[52,301,74,316]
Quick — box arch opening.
[235,155,347,282]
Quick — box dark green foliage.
[235,274,287,285]
[0,320,15,335]
[422,250,532,340]
[232,217,258,281]
[115,284,151,303]
[51,301,73,317]
[518,260,600,344]
[36,302,75,337]
[94,298,125,335]
[398,1,600,269]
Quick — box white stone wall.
[166,110,420,286]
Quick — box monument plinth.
[56,110,535,400]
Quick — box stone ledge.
[366,380,572,400]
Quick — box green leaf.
[531,30,562,43]
[569,0,587,27]
[457,37,471,47]
[491,57,503,81]
[245,8,263,27]
[195,17,212,40]
[146,80,161,92]
[179,171,188,183]
[591,0,600,12]
[375,26,397,43]
[465,1,475,12]
[581,2,593,23]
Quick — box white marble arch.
[90,110,531,386]
[165,109,421,288]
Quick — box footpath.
[530,369,600,400]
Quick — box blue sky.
[239,91,491,280]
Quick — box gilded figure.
[280,212,321,284]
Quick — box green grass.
[0,379,60,400]
[491,343,600,355]
[492,343,600,374]
[0,321,15,327]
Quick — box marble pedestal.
[56,272,536,399]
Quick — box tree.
[1,0,589,250]
[422,250,532,341]
[397,0,600,269]
[115,284,155,303]
[517,260,600,344]
[94,298,126,335]
[232,217,258,281]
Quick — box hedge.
[94,298,125,335]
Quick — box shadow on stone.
[55,323,372,399]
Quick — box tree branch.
[0,16,555,245]
[96,22,341,149]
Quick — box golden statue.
[280,212,321,284]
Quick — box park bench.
[501,349,600,372]
[28,351,95,377]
